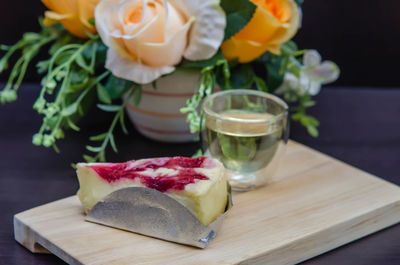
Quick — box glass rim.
[202,89,289,124]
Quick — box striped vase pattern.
[126,70,200,142]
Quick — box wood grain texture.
[13,141,400,265]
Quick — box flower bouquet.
[0,0,339,162]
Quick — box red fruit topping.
[166,157,206,168]
[89,157,209,192]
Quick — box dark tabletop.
[0,84,399,265]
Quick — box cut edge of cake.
[76,157,228,225]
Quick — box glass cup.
[201,89,289,191]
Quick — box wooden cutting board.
[14,141,400,265]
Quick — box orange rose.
[221,0,300,63]
[42,0,100,38]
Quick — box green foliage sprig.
[0,22,61,103]
[180,51,230,133]
[84,84,141,162]
[0,22,140,161]
[278,41,320,137]
[291,94,319,137]
[180,41,320,137]
[30,33,108,152]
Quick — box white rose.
[95,0,226,84]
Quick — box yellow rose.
[95,0,226,84]
[42,0,100,38]
[221,0,300,63]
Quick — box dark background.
[1,0,400,87]
[1,1,400,265]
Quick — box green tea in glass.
[202,89,288,191]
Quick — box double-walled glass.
[202,89,289,191]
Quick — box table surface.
[1,85,399,265]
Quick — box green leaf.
[75,54,92,72]
[86,145,103,153]
[96,83,112,104]
[151,80,157,89]
[132,85,142,106]
[288,58,302,78]
[67,82,88,93]
[49,35,73,55]
[180,51,224,69]
[281,41,298,55]
[94,42,107,66]
[306,116,320,127]
[36,60,49,74]
[99,151,106,162]
[52,143,60,153]
[221,0,257,40]
[307,125,319,137]
[104,75,134,99]
[84,30,98,40]
[53,49,75,65]
[254,76,268,92]
[303,100,316,108]
[97,104,121,112]
[89,133,107,141]
[82,41,98,65]
[119,110,129,134]
[191,149,204,158]
[291,112,302,121]
[66,118,80,131]
[109,133,118,153]
[44,116,59,130]
[300,116,309,127]
[61,102,78,116]
[88,18,95,26]
[0,58,8,73]
[222,59,231,80]
[70,69,88,84]
[66,71,89,93]
[300,115,320,128]
[23,32,41,42]
[279,56,290,75]
[0,44,11,51]
[262,53,285,91]
[229,64,255,90]
[83,155,95,163]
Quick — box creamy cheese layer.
[76,157,227,225]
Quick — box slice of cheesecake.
[76,156,227,225]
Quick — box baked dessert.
[76,156,227,225]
